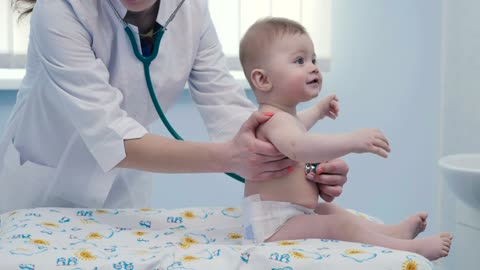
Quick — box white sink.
[439,154,480,210]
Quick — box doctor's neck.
[124,0,160,35]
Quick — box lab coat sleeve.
[188,6,256,142]
[31,2,147,172]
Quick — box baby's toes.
[440,232,451,238]
[441,250,449,257]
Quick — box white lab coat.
[0,0,255,214]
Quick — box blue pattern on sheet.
[0,207,433,269]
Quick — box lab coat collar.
[111,0,181,28]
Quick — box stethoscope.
[107,1,319,182]
[106,0,246,183]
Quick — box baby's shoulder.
[270,111,298,121]
[258,111,300,135]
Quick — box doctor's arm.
[31,2,288,180]
[117,111,293,180]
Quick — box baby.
[239,17,451,261]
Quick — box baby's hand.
[350,128,391,158]
[317,94,339,120]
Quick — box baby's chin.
[309,87,321,98]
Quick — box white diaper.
[242,194,315,244]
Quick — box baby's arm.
[263,113,390,163]
[298,94,339,130]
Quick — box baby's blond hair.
[239,17,308,88]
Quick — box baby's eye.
[312,58,317,65]
[294,57,304,64]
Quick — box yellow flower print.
[41,222,59,228]
[289,251,306,259]
[139,208,153,212]
[227,233,242,240]
[95,209,108,214]
[179,242,190,249]
[402,259,418,270]
[75,250,97,261]
[278,241,298,246]
[182,211,196,219]
[134,231,147,237]
[182,255,199,262]
[224,207,237,212]
[80,219,96,224]
[345,249,366,254]
[8,211,17,217]
[86,232,103,240]
[30,239,49,246]
[182,236,198,244]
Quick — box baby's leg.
[314,203,427,239]
[266,213,452,261]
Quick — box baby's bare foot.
[413,232,452,261]
[392,212,428,239]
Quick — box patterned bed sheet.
[0,207,433,270]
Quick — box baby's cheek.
[289,74,306,89]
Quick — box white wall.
[441,1,480,155]
[438,0,480,268]
[150,0,444,238]
[0,1,445,238]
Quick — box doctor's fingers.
[251,138,284,157]
[319,192,335,203]
[318,184,343,198]
[318,184,344,203]
[251,159,297,179]
[263,157,297,171]
[315,158,350,176]
[241,111,274,133]
[255,153,289,163]
[309,172,347,186]
[252,165,296,181]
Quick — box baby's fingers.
[375,130,389,146]
[330,100,339,111]
[327,111,337,120]
[374,138,391,153]
[372,147,389,158]
[329,101,340,118]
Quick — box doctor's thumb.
[242,111,274,132]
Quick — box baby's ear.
[251,68,272,92]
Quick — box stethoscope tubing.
[120,4,246,183]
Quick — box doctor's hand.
[306,158,349,202]
[227,111,297,181]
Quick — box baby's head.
[239,17,322,106]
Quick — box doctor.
[0,0,349,214]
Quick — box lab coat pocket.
[0,140,56,211]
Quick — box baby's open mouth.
[307,78,319,84]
